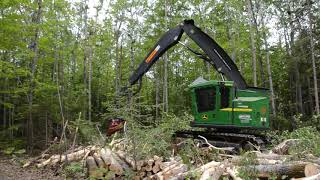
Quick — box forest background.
[0,0,319,154]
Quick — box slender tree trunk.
[247,0,257,87]
[55,45,65,143]
[3,78,7,129]
[88,45,92,121]
[308,0,319,114]
[114,28,121,106]
[156,65,160,120]
[288,1,303,114]
[250,0,265,87]
[83,0,88,119]
[27,0,42,153]
[307,76,314,115]
[262,21,276,116]
[129,37,135,106]
[224,2,236,62]
[163,0,169,113]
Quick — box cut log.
[103,148,124,175]
[145,164,153,172]
[242,162,307,178]
[139,171,146,177]
[305,163,320,177]
[36,147,97,168]
[153,155,163,162]
[160,161,174,170]
[86,156,103,178]
[226,167,243,180]
[272,139,300,155]
[112,152,130,171]
[153,164,160,174]
[137,160,146,171]
[240,151,292,160]
[146,171,152,177]
[231,156,283,165]
[149,161,181,179]
[100,148,112,166]
[93,153,106,169]
[147,159,155,166]
[195,161,221,172]
[116,151,136,170]
[200,163,225,180]
[173,161,221,179]
[64,146,98,163]
[162,164,188,179]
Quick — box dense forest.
[1,0,320,157]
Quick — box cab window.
[220,86,230,108]
[195,87,216,112]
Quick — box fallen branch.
[198,135,234,151]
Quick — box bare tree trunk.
[83,0,88,119]
[156,64,160,121]
[88,45,92,121]
[250,0,266,87]
[129,36,135,107]
[3,78,7,129]
[224,2,235,63]
[307,76,314,115]
[163,0,169,113]
[288,1,303,115]
[262,20,276,116]
[114,26,121,106]
[308,0,319,114]
[247,0,257,87]
[27,0,42,153]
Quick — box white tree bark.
[308,0,319,114]
[246,0,257,87]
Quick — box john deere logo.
[202,114,208,120]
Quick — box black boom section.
[129,26,183,85]
[129,19,248,89]
[182,20,248,89]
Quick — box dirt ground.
[0,158,64,180]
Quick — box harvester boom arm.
[129,20,248,89]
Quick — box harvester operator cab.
[189,78,270,130]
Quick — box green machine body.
[189,79,270,130]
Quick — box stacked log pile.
[24,138,320,180]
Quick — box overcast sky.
[77,0,280,45]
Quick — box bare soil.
[0,158,64,180]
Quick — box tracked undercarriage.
[174,129,269,153]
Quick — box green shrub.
[271,126,320,156]
[63,162,85,179]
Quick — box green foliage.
[177,139,206,167]
[124,112,191,160]
[69,117,100,144]
[270,126,320,156]
[63,162,85,179]
[270,115,293,130]
[0,139,25,156]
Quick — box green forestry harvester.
[124,20,270,150]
